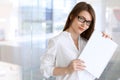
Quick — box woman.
[40,2,111,80]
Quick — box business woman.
[40,2,111,80]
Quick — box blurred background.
[0,0,120,80]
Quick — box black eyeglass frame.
[77,16,92,26]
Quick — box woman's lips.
[79,27,84,31]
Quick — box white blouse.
[40,31,96,80]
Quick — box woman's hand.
[66,59,86,73]
[102,32,112,40]
[53,59,86,75]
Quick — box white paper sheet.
[78,30,118,78]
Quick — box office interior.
[0,0,120,80]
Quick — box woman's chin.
[78,30,84,34]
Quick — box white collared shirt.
[40,31,96,80]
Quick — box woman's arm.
[40,39,57,78]
[53,59,86,76]
[53,67,69,76]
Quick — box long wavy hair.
[63,2,95,40]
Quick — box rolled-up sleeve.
[40,38,57,78]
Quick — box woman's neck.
[66,27,80,50]
[66,28,79,41]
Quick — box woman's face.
[70,10,92,35]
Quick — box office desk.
[0,61,22,80]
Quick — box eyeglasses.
[77,16,91,26]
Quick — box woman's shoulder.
[81,37,88,42]
[50,31,68,41]
[49,31,69,42]
[80,36,88,44]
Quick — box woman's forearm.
[53,59,86,76]
[53,67,70,76]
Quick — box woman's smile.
[78,26,85,31]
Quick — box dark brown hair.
[63,2,95,40]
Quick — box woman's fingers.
[77,59,86,70]
[102,32,112,40]
[72,59,86,70]
[67,59,86,73]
